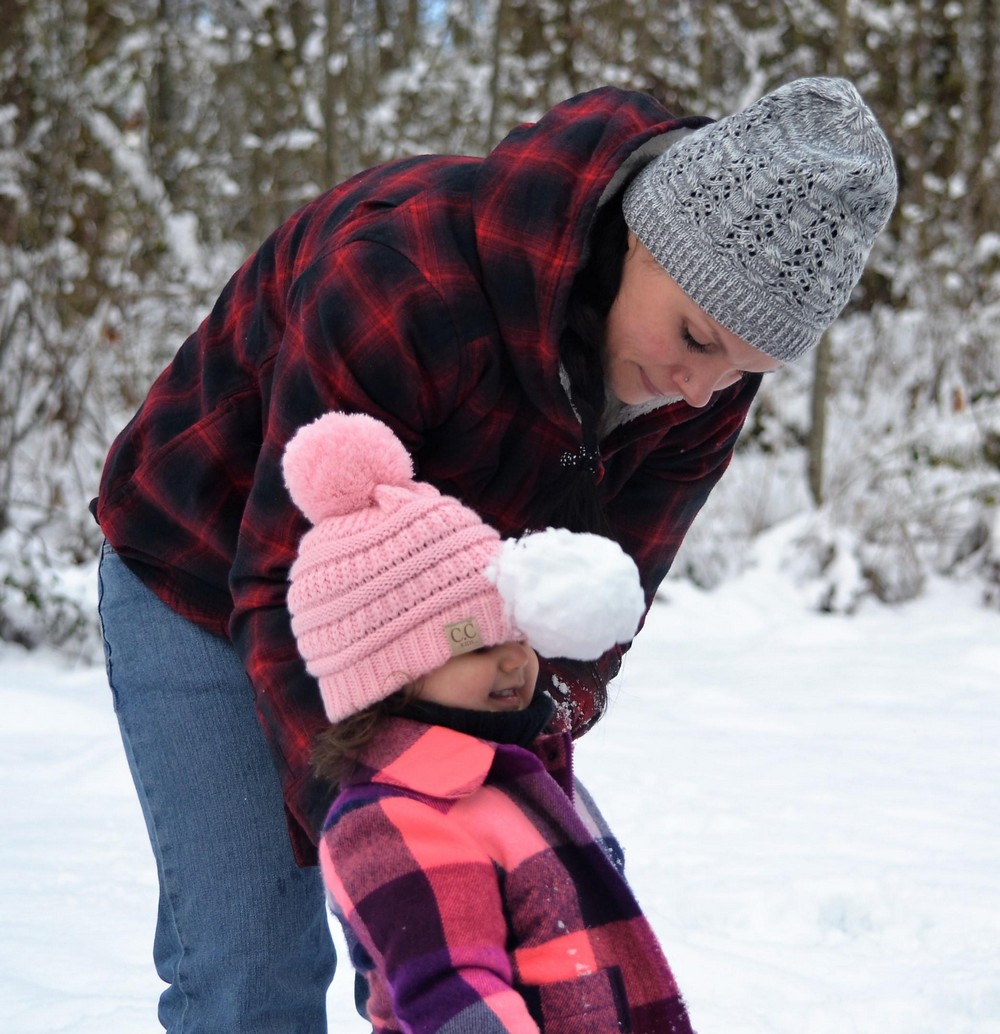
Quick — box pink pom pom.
[282,412,414,524]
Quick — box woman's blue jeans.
[97,541,336,1032]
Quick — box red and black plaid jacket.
[92,87,759,864]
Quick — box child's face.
[416,641,539,712]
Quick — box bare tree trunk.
[699,0,715,90]
[970,0,997,237]
[404,0,421,54]
[324,0,345,186]
[150,0,178,199]
[806,0,853,507]
[808,331,831,506]
[485,0,506,150]
[555,0,579,96]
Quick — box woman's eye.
[684,329,711,354]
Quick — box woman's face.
[604,233,782,408]
[415,641,539,712]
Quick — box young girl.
[283,411,695,1034]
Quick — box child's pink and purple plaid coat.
[321,718,694,1033]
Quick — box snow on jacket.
[91,87,761,863]
[320,717,693,1033]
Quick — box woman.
[93,76,896,1030]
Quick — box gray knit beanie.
[622,77,897,362]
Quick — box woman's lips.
[639,367,665,398]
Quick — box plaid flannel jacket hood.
[92,87,760,863]
[321,718,693,1033]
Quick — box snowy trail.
[2,565,999,1032]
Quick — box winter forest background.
[2,0,999,653]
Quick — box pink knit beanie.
[283,412,646,723]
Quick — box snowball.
[488,528,646,660]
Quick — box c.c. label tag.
[444,618,485,656]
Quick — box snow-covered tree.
[1,0,998,648]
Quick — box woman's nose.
[679,364,741,408]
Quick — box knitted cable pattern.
[623,77,897,361]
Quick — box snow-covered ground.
[3,528,999,1033]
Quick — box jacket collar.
[357,719,499,800]
[471,88,699,430]
[349,718,574,801]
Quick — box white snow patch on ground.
[2,566,998,1032]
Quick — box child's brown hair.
[311,682,420,786]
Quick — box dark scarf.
[398,690,556,749]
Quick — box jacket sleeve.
[610,373,762,596]
[229,238,471,862]
[321,795,540,1034]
